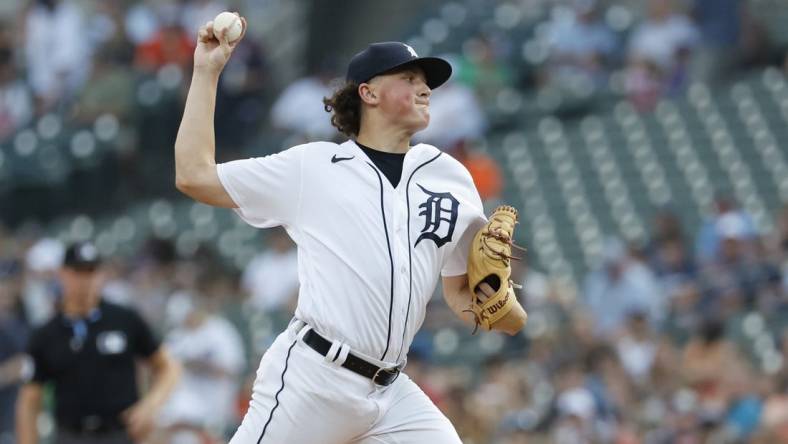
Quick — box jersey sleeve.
[128,309,160,358]
[216,144,307,228]
[441,175,487,277]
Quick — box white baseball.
[213,12,243,42]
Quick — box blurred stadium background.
[2,0,788,442]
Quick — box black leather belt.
[302,328,400,386]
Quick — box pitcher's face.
[367,66,432,133]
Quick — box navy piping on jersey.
[396,152,443,363]
[366,162,395,361]
[257,340,297,444]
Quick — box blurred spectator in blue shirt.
[646,208,697,293]
[697,212,778,313]
[693,0,741,49]
[216,37,271,151]
[583,238,664,337]
[690,0,742,82]
[695,194,757,265]
[544,0,618,90]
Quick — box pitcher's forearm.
[175,68,221,187]
[450,284,483,326]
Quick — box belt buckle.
[372,366,400,386]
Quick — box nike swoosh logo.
[331,154,355,164]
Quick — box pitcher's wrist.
[192,64,222,80]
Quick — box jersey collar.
[342,140,435,166]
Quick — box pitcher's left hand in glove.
[465,205,524,333]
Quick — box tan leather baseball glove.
[465,205,524,333]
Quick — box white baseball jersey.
[217,140,486,366]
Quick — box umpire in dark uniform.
[15,242,180,444]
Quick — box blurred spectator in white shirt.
[270,68,337,142]
[21,237,63,326]
[0,29,33,141]
[414,63,487,150]
[124,0,161,46]
[179,0,227,37]
[513,257,550,310]
[625,0,699,110]
[24,0,91,111]
[553,363,597,444]
[628,0,699,72]
[159,287,245,442]
[615,311,658,385]
[241,228,299,313]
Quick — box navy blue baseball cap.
[346,42,452,89]
[63,241,101,270]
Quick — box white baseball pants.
[229,321,461,444]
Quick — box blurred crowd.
[1,0,785,151]
[0,0,270,141]
[2,0,787,222]
[3,198,788,444]
[394,193,788,443]
[3,0,788,443]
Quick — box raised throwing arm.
[174,15,247,208]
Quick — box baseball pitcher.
[174,14,528,444]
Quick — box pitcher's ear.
[358,83,378,105]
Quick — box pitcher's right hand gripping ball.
[465,205,524,333]
[195,12,247,74]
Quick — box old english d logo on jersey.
[414,184,459,248]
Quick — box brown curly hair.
[323,82,361,137]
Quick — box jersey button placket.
[391,195,410,356]
[394,199,408,275]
